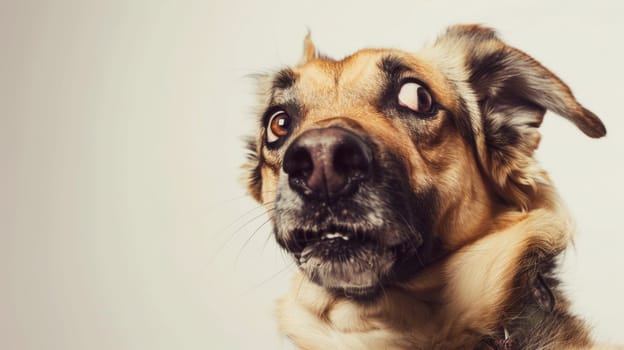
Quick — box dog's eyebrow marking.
[379,55,412,79]
[376,55,414,111]
[272,68,297,90]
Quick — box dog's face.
[245,25,605,299]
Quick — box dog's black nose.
[283,127,372,199]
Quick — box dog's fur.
[244,25,616,349]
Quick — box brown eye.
[267,110,292,143]
[398,81,434,114]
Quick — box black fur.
[478,249,591,350]
[452,93,477,146]
[468,50,511,100]
[273,68,297,90]
[379,55,411,79]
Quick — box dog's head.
[244,25,605,299]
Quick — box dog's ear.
[436,25,606,209]
[300,32,318,64]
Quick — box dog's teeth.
[321,232,351,241]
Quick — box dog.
[243,24,616,349]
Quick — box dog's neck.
[276,187,581,349]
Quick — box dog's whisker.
[294,268,307,303]
[378,274,389,303]
[326,205,336,219]
[240,261,296,297]
[209,192,263,206]
[414,251,425,269]
[208,207,275,263]
[214,201,275,237]
[261,227,276,257]
[395,211,422,253]
[235,217,273,264]
[279,248,293,267]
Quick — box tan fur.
[245,25,616,349]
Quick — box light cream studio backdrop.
[2,0,623,349]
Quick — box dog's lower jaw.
[296,239,428,300]
[298,253,387,300]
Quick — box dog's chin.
[294,234,422,300]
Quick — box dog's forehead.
[284,49,455,115]
[290,50,387,111]
[297,50,384,86]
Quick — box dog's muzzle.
[273,124,433,299]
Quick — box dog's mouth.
[288,226,423,299]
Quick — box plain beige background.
[2,0,623,349]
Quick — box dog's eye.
[266,110,292,144]
[398,81,434,114]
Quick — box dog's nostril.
[333,139,372,179]
[283,145,313,178]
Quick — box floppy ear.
[438,25,606,210]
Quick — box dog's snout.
[283,127,372,199]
